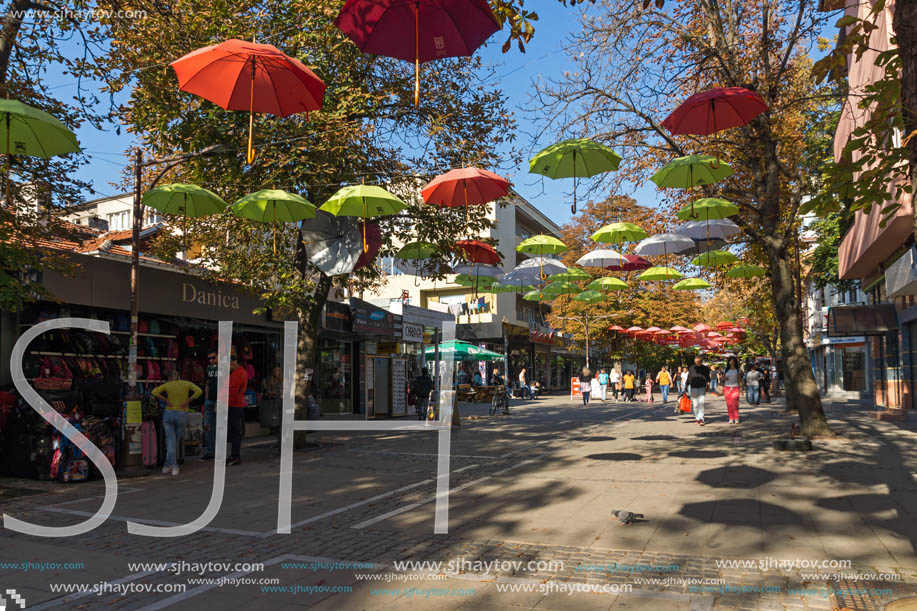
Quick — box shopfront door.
[373,357,391,417]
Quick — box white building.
[60,193,164,231]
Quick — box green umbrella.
[143,183,227,217]
[650,155,733,189]
[516,234,568,256]
[553,268,592,282]
[676,197,739,221]
[672,278,713,290]
[320,185,408,251]
[573,289,605,303]
[543,280,579,294]
[0,99,79,158]
[591,222,649,245]
[529,138,622,214]
[588,277,628,291]
[454,274,498,289]
[523,289,554,302]
[395,241,437,260]
[491,282,535,294]
[638,266,684,281]
[424,340,505,362]
[231,189,315,222]
[692,250,739,267]
[726,264,767,278]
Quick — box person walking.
[745,366,762,405]
[710,366,719,393]
[680,366,689,397]
[492,367,504,388]
[723,357,742,424]
[597,368,609,402]
[413,367,434,421]
[623,370,636,402]
[687,355,711,425]
[655,366,672,403]
[151,370,202,475]
[761,366,772,402]
[200,349,218,462]
[580,371,592,406]
[644,374,654,402]
[518,367,532,400]
[227,349,248,466]
[609,367,621,401]
[674,366,682,394]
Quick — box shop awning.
[829,304,898,337]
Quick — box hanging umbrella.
[394,241,439,276]
[633,233,695,262]
[300,210,367,276]
[424,340,504,361]
[672,237,728,256]
[552,268,592,283]
[171,39,325,164]
[451,262,502,279]
[231,188,316,253]
[672,278,713,290]
[454,274,498,289]
[591,222,648,245]
[143,183,227,217]
[0,99,80,204]
[662,87,768,136]
[675,219,740,241]
[454,239,501,265]
[514,257,568,275]
[529,138,622,214]
[421,167,510,221]
[650,155,733,189]
[502,268,545,285]
[353,222,382,271]
[573,290,604,303]
[587,277,628,291]
[726,264,767,278]
[320,185,408,251]
[638,266,683,281]
[335,0,499,107]
[577,248,626,268]
[676,197,739,221]
[543,280,580,295]
[523,289,555,302]
[517,234,568,256]
[692,250,739,267]
[491,282,535,294]
[606,254,651,272]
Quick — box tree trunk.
[895,0,917,183]
[765,237,835,437]
[0,0,35,86]
[293,272,332,449]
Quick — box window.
[143,210,162,226]
[106,211,130,231]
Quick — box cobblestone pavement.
[1,393,915,610]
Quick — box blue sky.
[61,4,660,223]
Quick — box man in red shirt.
[227,350,248,466]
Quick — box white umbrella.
[634,232,695,257]
[301,211,363,276]
[451,263,504,279]
[673,237,728,256]
[675,219,740,240]
[576,248,626,268]
[515,256,568,275]
[502,268,544,284]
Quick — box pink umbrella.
[607,254,651,272]
[670,325,692,333]
[645,326,662,333]
[335,0,499,106]
[625,326,643,334]
[693,323,712,332]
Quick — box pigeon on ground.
[611,510,644,525]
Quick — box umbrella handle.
[247,58,256,164]
[571,150,577,215]
[414,2,420,108]
[362,196,368,252]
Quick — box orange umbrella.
[422,167,510,221]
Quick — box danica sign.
[182,282,240,310]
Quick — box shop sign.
[350,298,395,335]
[324,301,351,332]
[822,336,865,346]
[529,329,553,345]
[182,282,239,310]
[402,323,423,343]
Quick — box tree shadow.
[695,465,776,488]
[585,452,643,461]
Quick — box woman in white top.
[723,357,742,423]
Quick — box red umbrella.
[693,323,712,332]
[625,326,643,334]
[715,321,734,330]
[609,325,625,332]
[422,167,510,221]
[606,254,651,272]
[335,0,499,107]
[454,239,501,265]
[662,87,768,136]
[729,326,746,334]
[670,325,692,333]
[171,39,325,163]
[353,222,382,271]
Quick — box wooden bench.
[456,384,477,402]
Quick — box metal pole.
[128,148,142,400]
[584,317,590,370]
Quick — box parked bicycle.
[490,386,510,416]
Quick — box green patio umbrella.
[529,138,622,214]
[516,234,568,256]
[726,264,767,278]
[676,197,739,221]
[573,289,605,303]
[424,340,505,362]
[231,188,316,254]
[672,278,713,290]
[553,268,592,282]
[588,277,628,291]
[320,185,408,251]
[638,266,684,281]
[650,154,733,189]
[144,183,227,217]
[692,250,739,267]
[591,222,649,245]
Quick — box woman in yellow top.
[655,366,672,404]
[622,371,636,402]
[152,371,202,476]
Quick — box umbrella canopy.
[171,39,325,163]
[587,277,628,291]
[662,87,768,136]
[491,282,535,294]
[300,210,366,276]
[454,239,501,265]
[552,268,592,282]
[693,323,712,332]
[231,189,315,222]
[676,197,739,221]
[625,326,643,333]
[670,325,692,333]
[638,266,683,281]
[609,325,625,332]
[591,222,649,245]
[451,263,503,279]
[576,248,626,268]
[396,241,438,260]
[672,237,728,256]
[421,167,509,220]
[143,183,227,217]
[543,280,580,294]
[606,254,651,272]
[353,222,382,271]
[454,274,498,289]
[715,321,735,330]
[573,290,605,303]
[634,232,696,257]
[523,289,554,302]
[516,234,568,256]
[675,219,740,240]
[502,268,545,285]
[335,0,499,106]
[672,278,713,290]
[320,185,408,251]
[424,340,504,362]
[0,99,79,158]
[650,154,733,189]
[692,250,739,267]
[726,264,767,278]
[529,139,622,214]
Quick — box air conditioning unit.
[886,247,917,298]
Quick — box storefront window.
[318,339,352,414]
[841,346,865,392]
